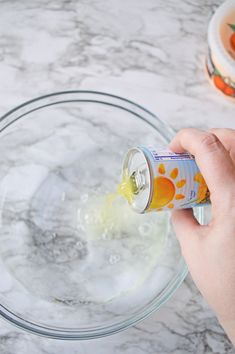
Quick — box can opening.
[130,170,147,195]
[121,147,151,213]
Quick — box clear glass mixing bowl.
[0,91,203,339]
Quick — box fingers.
[171,208,202,255]
[210,128,235,164]
[169,128,235,199]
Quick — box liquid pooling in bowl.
[0,172,169,306]
[78,193,169,302]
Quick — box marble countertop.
[0,0,234,353]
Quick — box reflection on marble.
[0,0,234,352]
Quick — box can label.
[142,147,210,211]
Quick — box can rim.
[123,147,152,213]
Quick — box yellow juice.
[116,169,135,203]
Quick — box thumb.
[171,208,202,256]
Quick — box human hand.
[169,128,235,345]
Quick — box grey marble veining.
[0,0,234,353]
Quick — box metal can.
[122,147,210,213]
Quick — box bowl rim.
[0,90,192,340]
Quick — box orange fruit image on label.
[194,172,209,203]
[150,165,186,210]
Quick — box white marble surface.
[0,0,234,353]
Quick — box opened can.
[122,147,210,213]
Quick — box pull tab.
[130,169,147,195]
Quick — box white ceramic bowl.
[207,0,235,97]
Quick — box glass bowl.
[0,91,203,339]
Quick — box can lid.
[123,147,151,213]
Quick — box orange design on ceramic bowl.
[229,24,235,51]
[206,2,235,99]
